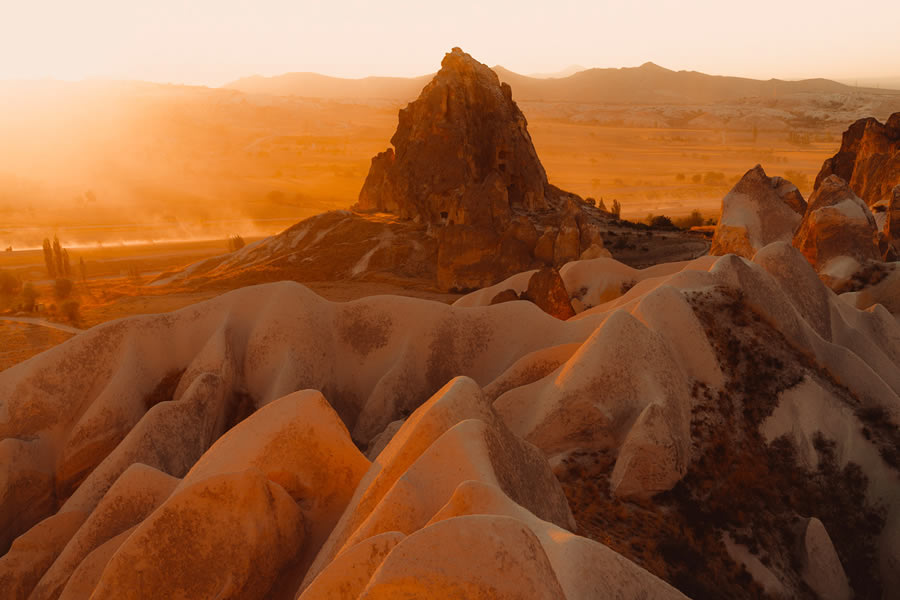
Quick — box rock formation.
[814,112,900,207]
[355,47,610,290]
[356,47,553,225]
[793,175,881,271]
[710,164,806,259]
[520,267,576,320]
[4,244,899,598]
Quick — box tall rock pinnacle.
[357,47,552,227]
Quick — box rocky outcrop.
[356,47,551,225]
[710,164,806,259]
[522,267,576,320]
[354,47,610,291]
[814,112,900,206]
[484,267,576,320]
[793,175,881,271]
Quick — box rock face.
[885,185,900,256]
[356,47,550,225]
[814,112,900,207]
[710,164,806,259]
[793,175,881,270]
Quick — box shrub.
[0,270,19,295]
[22,282,38,312]
[692,174,702,184]
[61,299,80,324]
[649,215,675,228]
[646,214,675,228]
[675,173,686,181]
[43,238,56,277]
[54,278,74,300]
[611,199,622,219]
[703,171,727,186]
[674,209,705,229]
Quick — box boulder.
[814,112,900,207]
[793,175,881,270]
[710,164,806,259]
[521,267,576,320]
[490,288,520,305]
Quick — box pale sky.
[1,0,898,85]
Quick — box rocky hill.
[156,49,709,293]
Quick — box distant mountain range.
[224,62,900,105]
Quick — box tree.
[62,248,71,277]
[674,209,705,229]
[649,215,675,228]
[611,199,622,219]
[43,238,56,278]
[0,269,19,295]
[79,257,88,283]
[54,236,71,278]
[54,278,73,300]
[53,235,63,277]
[227,234,245,252]
[61,300,80,324]
[22,282,38,312]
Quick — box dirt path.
[0,316,84,335]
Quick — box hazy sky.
[2,0,898,85]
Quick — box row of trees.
[585,197,622,219]
[0,270,72,317]
[42,236,71,278]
